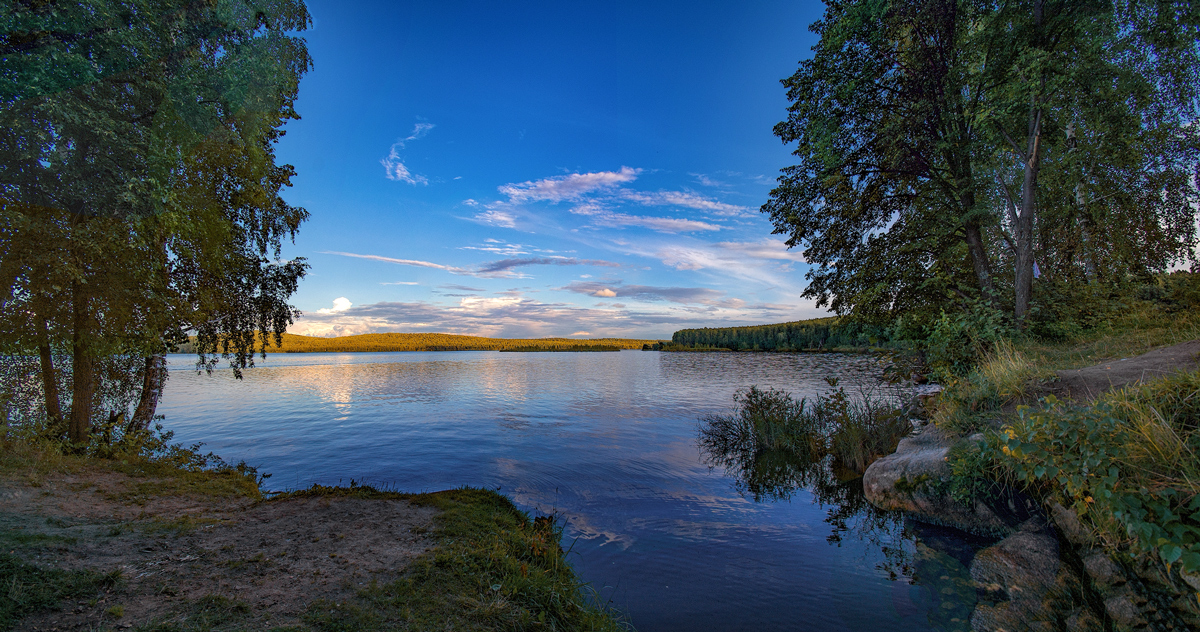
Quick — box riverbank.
[864,312,1200,630]
[0,441,628,631]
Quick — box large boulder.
[862,425,1015,536]
[969,519,1086,632]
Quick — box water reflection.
[698,422,992,632]
[161,351,991,631]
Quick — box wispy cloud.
[569,204,721,233]
[560,281,739,306]
[323,251,466,273]
[620,190,749,216]
[477,257,621,274]
[322,251,621,279]
[473,209,517,228]
[381,122,435,185]
[690,173,726,187]
[499,166,640,203]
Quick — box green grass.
[0,552,120,631]
[284,485,628,631]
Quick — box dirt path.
[1050,339,1200,401]
[1,467,438,630]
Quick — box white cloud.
[621,190,749,216]
[575,209,722,233]
[317,297,353,314]
[381,122,434,185]
[570,331,592,336]
[288,295,813,339]
[499,167,640,203]
[473,209,517,228]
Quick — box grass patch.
[0,530,76,548]
[292,485,628,631]
[0,552,120,630]
[133,594,253,632]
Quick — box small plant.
[105,604,124,618]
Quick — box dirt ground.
[1,467,439,630]
[1050,339,1200,401]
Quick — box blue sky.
[277,1,828,339]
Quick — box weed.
[0,552,120,629]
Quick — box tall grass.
[699,380,911,475]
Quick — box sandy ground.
[1051,339,1200,401]
[1,467,438,630]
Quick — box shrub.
[995,389,1200,575]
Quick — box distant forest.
[670,318,887,351]
[177,333,657,354]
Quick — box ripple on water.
[159,351,971,632]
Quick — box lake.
[158,350,983,631]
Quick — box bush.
[995,389,1200,575]
[925,302,1014,378]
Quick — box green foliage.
[763,0,1200,324]
[0,552,120,630]
[925,303,1015,378]
[995,393,1200,575]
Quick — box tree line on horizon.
[196,332,656,353]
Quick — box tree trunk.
[965,220,996,303]
[68,281,93,445]
[1014,109,1042,322]
[35,313,63,426]
[130,355,166,432]
[1075,185,1097,282]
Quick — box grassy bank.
[282,485,626,632]
[928,301,1200,583]
[176,332,657,354]
[0,434,628,631]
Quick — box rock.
[970,528,1061,604]
[1081,551,1125,590]
[971,601,1056,632]
[1064,608,1102,632]
[1048,502,1091,547]
[968,523,1084,632]
[1103,588,1148,630]
[863,425,1014,536]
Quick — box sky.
[275,1,830,339]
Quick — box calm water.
[158,351,981,631]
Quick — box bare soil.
[1049,339,1200,402]
[1,466,438,630]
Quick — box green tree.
[0,0,311,443]
[765,0,1199,324]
